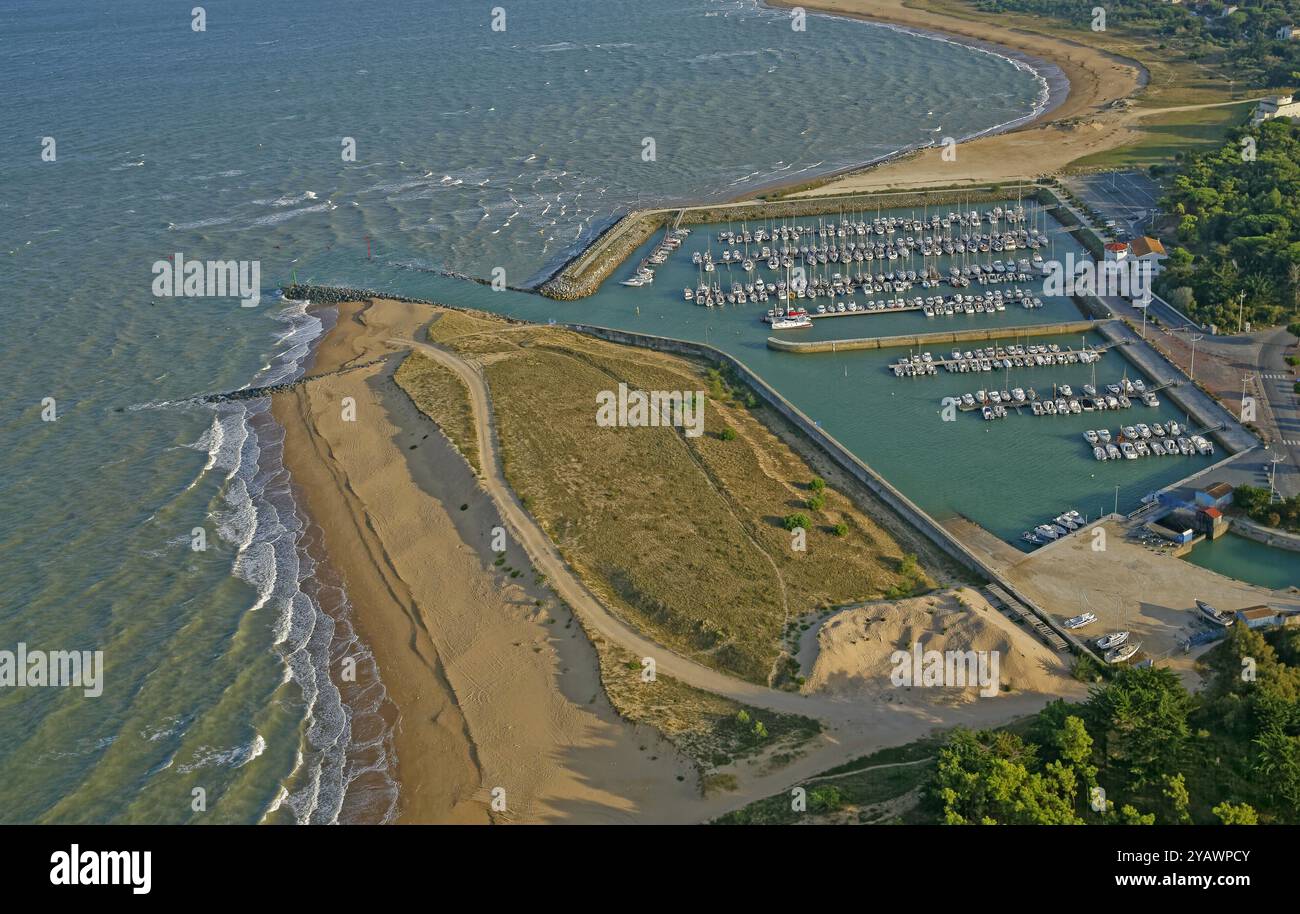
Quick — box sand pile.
[804,588,1073,705]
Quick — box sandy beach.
[271,299,1091,822]
[774,0,1147,192]
[273,300,703,823]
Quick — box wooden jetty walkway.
[983,584,1069,652]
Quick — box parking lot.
[1001,518,1300,683]
[1062,170,1163,239]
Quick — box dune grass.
[436,318,936,684]
[393,351,481,475]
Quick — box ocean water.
[1,0,1054,822]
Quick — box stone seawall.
[1231,516,1300,554]
[766,320,1099,353]
[560,320,1094,658]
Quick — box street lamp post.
[1269,456,1284,504]
[1114,484,1120,516]
[1238,291,1246,334]
[1181,330,1204,383]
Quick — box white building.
[1251,94,1300,125]
[1276,24,1300,40]
[1129,236,1168,275]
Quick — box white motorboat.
[1096,631,1129,651]
[1065,612,1097,630]
[1105,641,1141,664]
[1196,600,1234,627]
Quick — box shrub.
[809,476,826,492]
[719,426,737,441]
[831,522,848,537]
[806,492,827,512]
[782,513,811,532]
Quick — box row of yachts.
[712,206,1032,251]
[893,343,1099,377]
[621,227,690,288]
[1023,509,1087,546]
[954,379,1162,415]
[686,264,1041,306]
[760,288,1048,321]
[1084,424,1214,461]
[705,205,1033,249]
[694,231,1048,273]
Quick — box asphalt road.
[1064,170,1162,238]
[1258,325,1300,496]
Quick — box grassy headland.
[424,311,947,685]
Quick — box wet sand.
[273,300,701,823]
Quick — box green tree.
[1212,801,1259,825]
[930,729,1085,825]
[1253,724,1300,818]
[1085,667,1194,789]
[1162,773,1192,824]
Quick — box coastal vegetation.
[722,625,1300,823]
[1234,483,1300,532]
[393,352,481,474]
[902,0,1252,169]
[424,310,942,684]
[975,0,1300,88]
[595,641,822,779]
[1158,120,1300,330]
[713,738,942,824]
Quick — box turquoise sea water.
[1,0,1072,823]
[1183,534,1300,592]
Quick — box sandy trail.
[277,301,703,823]
[400,333,1077,737]
[276,297,1093,821]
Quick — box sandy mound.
[805,588,1072,705]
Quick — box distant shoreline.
[771,0,1145,196]
[740,0,1070,202]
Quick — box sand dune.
[805,588,1080,705]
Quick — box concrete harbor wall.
[562,320,1094,658]
[1097,319,1257,455]
[766,319,1100,353]
[1231,516,1300,554]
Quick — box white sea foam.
[176,734,266,773]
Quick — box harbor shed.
[1194,482,1234,511]
[1198,506,1229,540]
[1236,606,1283,629]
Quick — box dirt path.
[394,334,1066,740]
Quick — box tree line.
[928,623,1300,824]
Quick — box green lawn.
[1071,101,1256,170]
